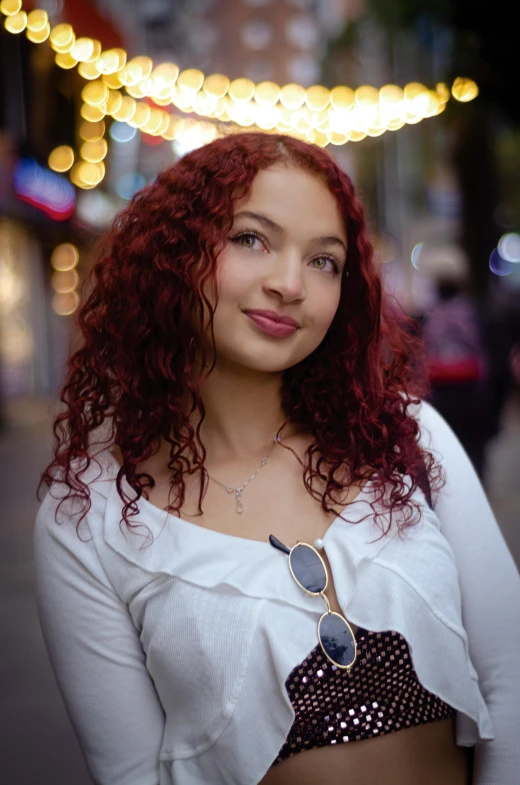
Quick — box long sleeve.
[417,400,520,785]
[33,485,166,785]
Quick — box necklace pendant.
[237,502,243,514]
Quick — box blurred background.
[1,1,519,782]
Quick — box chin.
[219,342,314,373]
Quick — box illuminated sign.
[14,158,75,221]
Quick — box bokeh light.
[489,248,513,276]
[115,173,147,200]
[48,146,74,173]
[498,233,520,263]
[411,242,424,270]
[451,77,479,102]
[2,1,480,147]
[4,9,26,32]
[109,121,137,143]
[51,243,79,271]
[51,268,79,293]
[52,290,79,316]
[0,0,22,14]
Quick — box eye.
[230,231,265,251]
[310,255,341,275]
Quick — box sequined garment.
[273,628,456,764]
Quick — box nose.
[262,248,305,303]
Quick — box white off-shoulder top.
[33,401,520,785]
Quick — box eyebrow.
[233,210,347,255]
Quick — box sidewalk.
[485,390,520,566]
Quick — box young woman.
[34,132,519,785]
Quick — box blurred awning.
[23,0,125,50]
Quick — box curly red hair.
[39,131,439,544]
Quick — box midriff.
[259,717,470,785]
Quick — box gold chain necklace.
[206,429,283,514]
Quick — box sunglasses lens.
[318,612,356,668]
[290,543,327,594]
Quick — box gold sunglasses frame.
[288,541,358,672]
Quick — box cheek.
[312,287,342,330]
[215,253,254,302]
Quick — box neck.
[188,364,299,464]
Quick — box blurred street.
[1,0,520,782]
[1,392,519,785]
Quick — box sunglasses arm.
[268,534,291,555]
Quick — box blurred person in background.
[422,271,492,480]
[33,132,519,785]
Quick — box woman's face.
[202,164,348,373]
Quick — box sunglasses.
[269,534,357,671]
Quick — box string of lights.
[2,0,479,193]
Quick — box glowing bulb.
[48,146,75,172]
[254,81,280,107]
[177,68,205,93]
[330,86,355,111]
[80,139,108,163]
[51,243,79,271]
[379,84,404,108]
[102,71,125,90]
[436,82,450,103]
[82,81,109,107]
[4,9,26,32]
[280,83,306,110]
[328,131,348,146]
[86,40,102,62]
[111,96,137,123]
[106,90,123,115]
[78,61,102,80]
[80,103,106,122]
[127,103,151,128]
[79,120,105,142]
[52,291,79,316]
[55,51,79,70]
[355,85,379,108]
[77,161,105,186]
[229,77,255,103]
[305,85,330,111]
[26,21,50,43]
[348,130,367,143]
[125,56,153,84]
[142,108,167,135]
[98,48,127,75]
[26,9,48,31]
[51,269,79,293]
[452,77,479,102]
[0,0,22,16]
[404,82,430,116]
[151,63,179,91]
[126,79,152,99]
[70,37,95,62]
[203,73,230,99]
[49,23,75,51]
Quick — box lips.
[243,309,299,328]
[243,310,299,338]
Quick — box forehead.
[235,165,347,242]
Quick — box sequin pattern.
[273,628,456,764]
